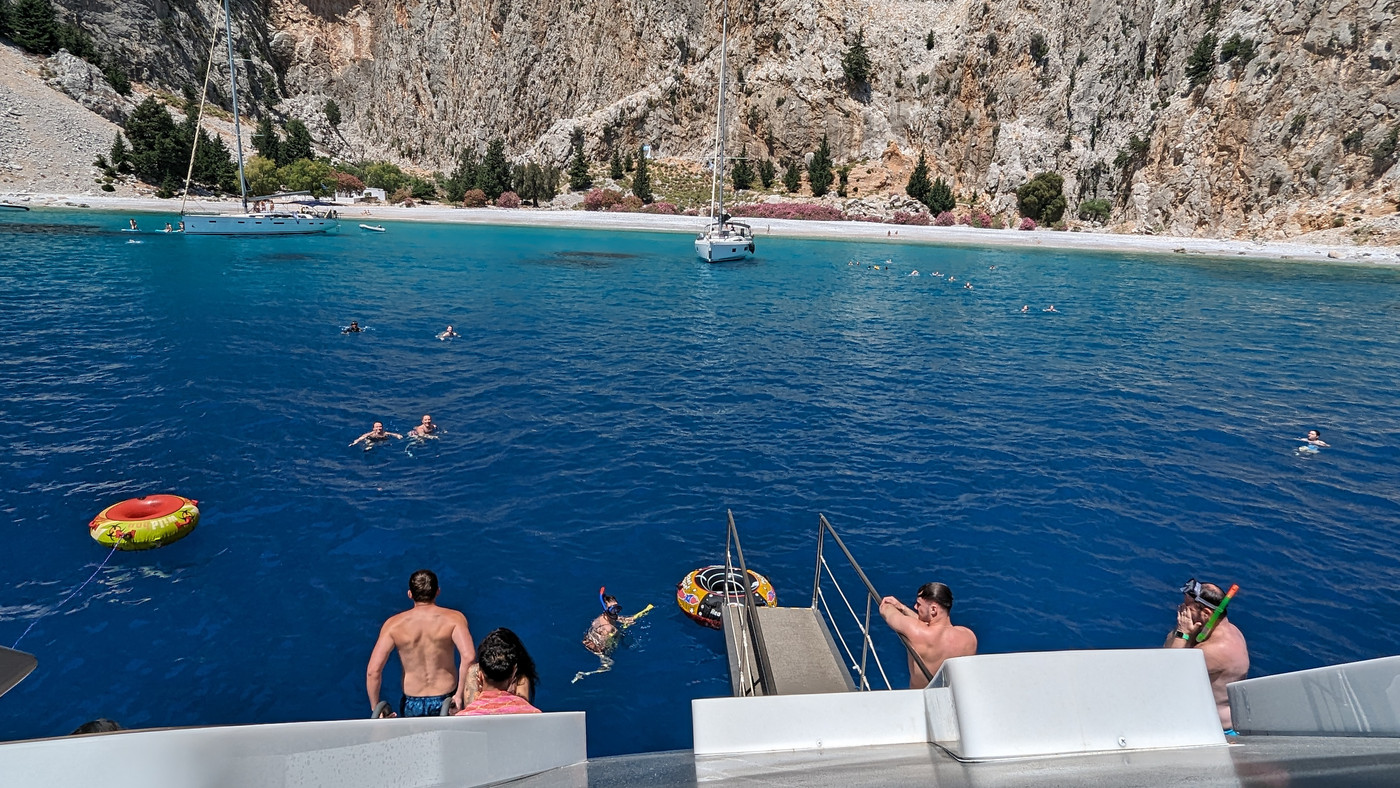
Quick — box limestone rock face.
[43,50,129,123]
[51,0,1400,238]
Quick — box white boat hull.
[182,214,337,235]
[694,237,752,263]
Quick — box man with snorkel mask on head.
[1165,578,1250,732]
[573,587,652,683]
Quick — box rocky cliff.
[39,0,1400,237]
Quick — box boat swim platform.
[722,603,855,697]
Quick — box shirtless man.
[1165,579,1249,730]
[367,569,476,717]
[880,582,977,688]
[350,422,401,447]
[409,415,438,438]
[1300,429,1329,447]
[437,325,459,340]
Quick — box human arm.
[366,623,396,713]
[452,614,476,710]
[879,596,918,638]
[1164,603,1201,648]
[387,431,403,439]
[350,432,370,446]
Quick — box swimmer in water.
[964,282,973,289]
[1299,429,1329,448]
[343,321,363,334]
[1020,305,1030,313]
[436,325,459,341]
[164,223,173,233]
[573,588,650,683]
[128,219,138,231]
[1044,305,1058,312]
[409,415,439,438]
[909,270,920,276]
[350,422,402,448]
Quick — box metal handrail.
[725,509,773,696]
[812,514,934,689]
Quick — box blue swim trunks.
[400,692,452,718]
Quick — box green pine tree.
[568,144,593,191]
[0,0,13,38]
[927,177,955,214]
[282,119,314,165]
[1016,172,1067,223]
[609,148,624,180]
[631,146,652,203]
[624,151,635,172]
[730,146,754,191]
[782,157,802,193]
[807,136,834,197]
[905,151,932,206]
[11,0,59,54]
[251,117,281,166]
[836,165,850,197]
[445,149,479,202]
[841,33,873,87]
[123,96,186,186]
[758,159,775,189]
[110,132,132,173]
[480,137,511,200]
[324,99,342,130]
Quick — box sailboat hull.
[182,214,337,235]
[694,236,752,263]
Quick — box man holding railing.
[880,582,978,689]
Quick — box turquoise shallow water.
[2,209,1400,755]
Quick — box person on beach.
[437,325,459,340]
[1165,579,1248,731]
[456,629,540,716]
[367,570,476,718]
[1300,429,1329,448]
[343,321,363,334]
[880,582,977,689]
[409,415,439,438]
[350,422,401,447]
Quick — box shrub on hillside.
[729,202,846,221]
[583,188,624,211]
[495,191,521,208]
[390,187,414,205]
[1077,198,1111,223]
[933,211,956,226]
[461,188,488,207]
[1019,217,1037,230]
[333,171,365,195]
[640,201,678,215]
[970,211,993,228]
[1185,34,1217,89]
[889,210,931,226]
[1016,172,1067,223]
[619,195,644,211]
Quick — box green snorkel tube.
[1194,583,1239,643]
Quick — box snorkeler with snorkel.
[572,587,652,683]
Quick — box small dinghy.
[359,223,386,232]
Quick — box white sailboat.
[180,0,337,235]
[694,0,753,263]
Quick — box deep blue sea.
[2,209,1399,755]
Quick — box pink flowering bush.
[583,188,624,211]
[969,211,993,228]
[461,189,488,208]
[640,201,678,214]
[1019,217,1037,230]
[729,202,847,221]
[890,211,931,226]
[495,191,521,208]
[934,211,956,226]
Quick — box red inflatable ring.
[89,494,200,550]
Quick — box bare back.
[904,623,978,688]
[380,604,470,696]
[1199,619,1249,729]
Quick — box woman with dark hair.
[456,628,540,715]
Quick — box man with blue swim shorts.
[367,570,476,718]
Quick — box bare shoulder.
[952,625,978,655]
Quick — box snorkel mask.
[1180,578,1219,611]
[599,586,620,615]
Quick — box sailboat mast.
[222,0,249,213]
[707,0,730,223]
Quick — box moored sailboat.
[180,0,336,235]
[694,0,753,263]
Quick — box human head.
[372,421,384,431]
[1180,578,1227,620]
[601,594,620,617]
[350,321,358,328]
[421,415,432,424]
[70,718,123,735]
[1307,429,1321,441]
[446,325,453,331]
[408,569,439,602]
[478,627,536,691]
[915,582,953,621]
